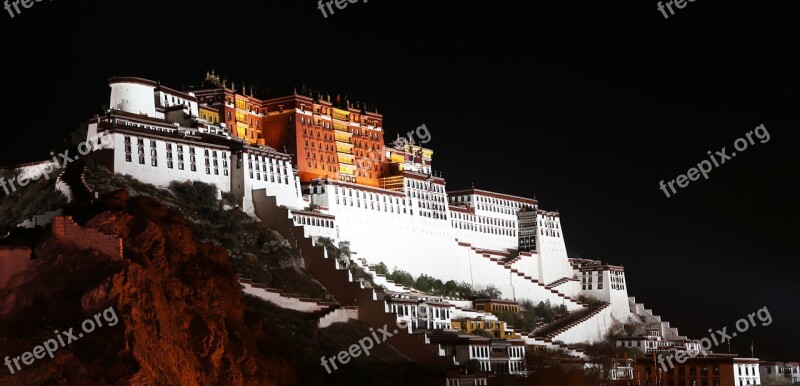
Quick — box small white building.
[384,291,454,331]
[734,358,762,386]
[432,334,526,375]
[760,361,800,384]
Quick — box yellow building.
[451,318,520,340]
[199,106,220,124]
[473,299,520,314]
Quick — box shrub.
[577,295,606,308]
[369,262,389,275]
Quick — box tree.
[519,300,539,331]
[762,375,793,385]
[337,240,351,268]
[388,267,415,287]
[370,262,389,275]
[455,281,475,298]
[476,284,502,299]
[415,274,436,292]
[536,300,557,323]
[443,280,458,297]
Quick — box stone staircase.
[462,242,588,310]
[59,158,92,204]
[532,303,610,339]
[318,306,359,328]
[545,277,578,290]
[516,333,587,358]
[252,191,451,364]
[628,297,684,340]
[239,278,338,314]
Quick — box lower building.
[445,370,489,386]
[760,361,800,384]
[635,354,760,386]
[430,332,526,375]
[473,299,520,315]
[451,318,520,340]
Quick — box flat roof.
[447,188,538,206]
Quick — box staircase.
[532,304,609,339]
[318,306,359,328]
[252,192,451,364]
[516,333,587,358]
[460,242,588,310]
[59,158,92,204]
[239,278,338,314]
[628,297,684,340]
[545,277,577,290]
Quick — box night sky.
[2,1,798,360]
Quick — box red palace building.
[190,71,388,187]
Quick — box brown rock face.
[0,191,293,385]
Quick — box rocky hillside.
[0,190,418,385]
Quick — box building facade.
[87,76,638,348]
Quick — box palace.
[84,74,727,367]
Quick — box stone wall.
[52,216,123,261]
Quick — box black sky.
[1,0,798,360]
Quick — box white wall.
[576,269,632,323]
[536,213,574,284]
[551,305,614,344]
[239,151,303,212]
[110,82,157,117]
[112,133,231,195]
[734,363,761,386]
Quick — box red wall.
[0,247,31,289]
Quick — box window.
[137,139,145,164]
[166,143,174,169]
[124,136,132,162]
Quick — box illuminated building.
[86,75,712,355]
[261,92,387,187]
[473,299,521,315]
[191,71,266,145]
[451,318,520,340]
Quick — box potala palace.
[68,74,773,385]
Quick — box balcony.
[336,142,354,153]
[334,128,352,140]
[339,164,356,175]
[337,153,355,165]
